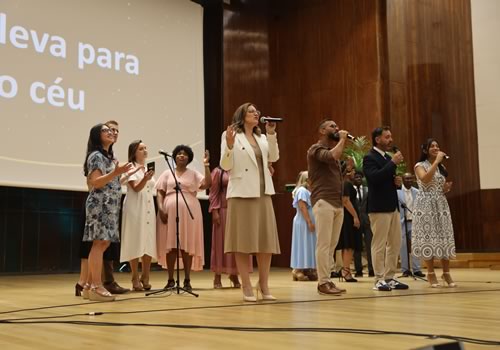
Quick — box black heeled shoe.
[183,279,193,292]
[75,283,84,296]
[339,268,358,282]
[330,269,341,278]
[165,279,175,290]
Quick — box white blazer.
[220,131,279,198]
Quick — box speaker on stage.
[412,341,464,350]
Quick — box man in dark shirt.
[363,126,409,291]
[307,119,349,295]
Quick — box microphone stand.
[147,153,198,298]
[397,200,426,282]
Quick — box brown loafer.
[104,281,130,294]
[317,282,343,295]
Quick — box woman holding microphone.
[412,138,456,288]
[220,102,280,302]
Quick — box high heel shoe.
[427,272,441,288]
[214,275,223,289]
[304,269,318,281]
[255,281,277,301]
[82,283,90,300]
[75,283,84,297]
[292,269,308,281]
[441,272,457,287]
[183,279,193,292]
[241,285,257,302]
[132,278,144,291]
[89,285,116,302]
[165,279,175,290]
[140,277,152,291]
[228,274,241,288]
[340,268,358,283]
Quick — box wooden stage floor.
[0,268,499,349]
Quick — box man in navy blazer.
[363,126,409,291]
[397,173,425,277]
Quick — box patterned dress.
[83,151,122,242]
[411,160,456,260]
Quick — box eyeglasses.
[247,109,261,116]
[110,128,119,134]
[101,128,113,134]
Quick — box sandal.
[89,285,116,301]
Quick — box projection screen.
[0,0,205,191]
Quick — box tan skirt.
[224,196,281,254]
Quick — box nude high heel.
[89,285,116,302]
[427,272,441,288]
[242,286,257,302]
[255,281,277,301]
[441,272,457,287]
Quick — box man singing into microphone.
[363,126,409,291]
[307,119,349,295]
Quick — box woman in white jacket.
[220,102,280,302]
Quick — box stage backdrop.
[0,0,205,191]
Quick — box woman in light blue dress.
[290,171,317,281]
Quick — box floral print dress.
[83,151,122,242]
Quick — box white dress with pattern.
[411,160,456,260]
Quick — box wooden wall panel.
[222,0,386,266]
[386,0,485,250]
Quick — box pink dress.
[155,168,205,271]
[209,167,252,275]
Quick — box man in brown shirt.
[307,119,349,295]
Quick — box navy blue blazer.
[362,148,399,213]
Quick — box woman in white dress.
[412,138,456,288]
[120,140,157,291]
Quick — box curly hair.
[172,144,194,164]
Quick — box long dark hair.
[128,139,142,163]
[419,138,448,177]
[83,123,114,176]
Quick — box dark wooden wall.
[220,0,387,266]
[385,0,486,250]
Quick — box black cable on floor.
[0,319,498,346]
[1,286,499,317]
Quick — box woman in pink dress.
[209,167,252,289]
[155,145,211,292]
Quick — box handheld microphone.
[260,116,283,123]
[333,132,356,140]
[392,146,400,153]
[158,150,171,157]
[443,154,450,160]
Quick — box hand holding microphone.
[436,151,449,163]
[260,117,278,134]
[391,146,404,165]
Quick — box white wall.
[0,0,204,191]
[471,0,500,189]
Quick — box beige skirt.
[224,196,281,254]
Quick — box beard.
[328,132,340,141]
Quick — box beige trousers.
[313,199,344,285]
[369,210,402,281]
